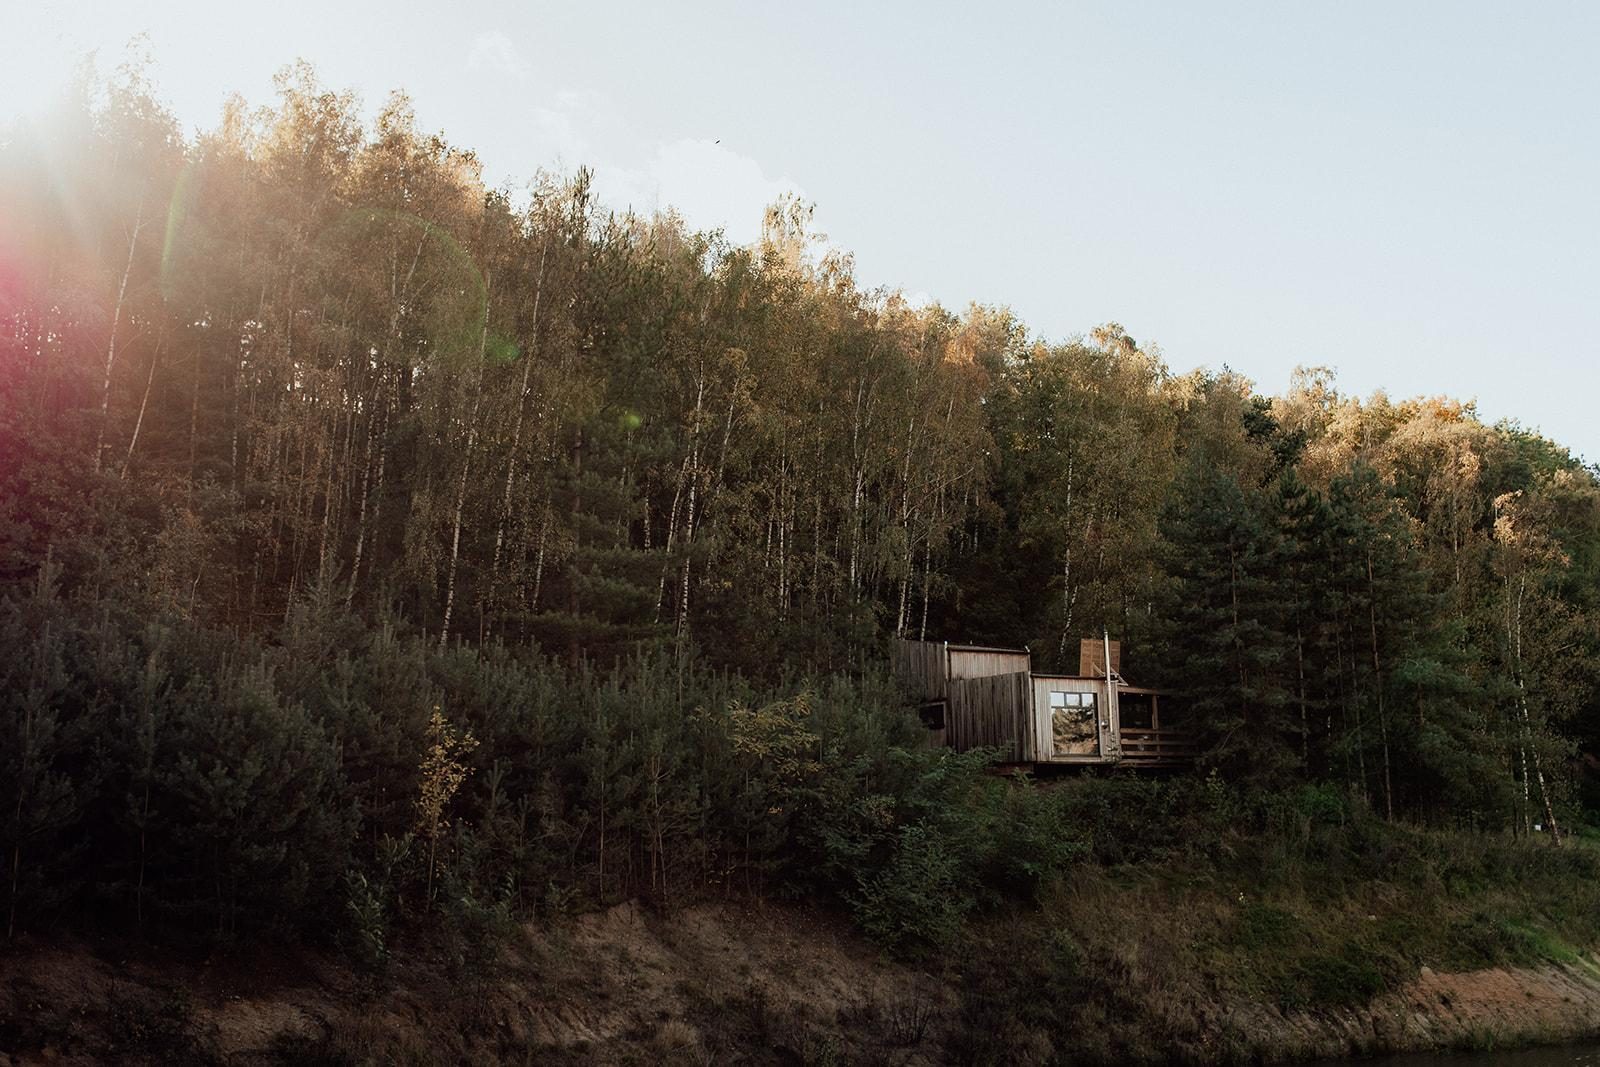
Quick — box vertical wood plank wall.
[890,639,948,701]
[947,672,1035,762]
[890,641,1032,697]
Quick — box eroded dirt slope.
[5,901,1600,1064]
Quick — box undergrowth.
[943,776,1600,1063]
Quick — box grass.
[945,790,1600,1064]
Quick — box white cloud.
[525,106,591,167]
[467,31,531,81]
[593,139,804,247]
[487,88,805,248]
[522,89,616,171]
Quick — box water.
[1319,1044,1600,1066]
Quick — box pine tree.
[1159,462,1298,783]
[0,562,86,938]
[1273,468,1335,773]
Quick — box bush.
[850,823,969,952]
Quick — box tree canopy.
[3,62,1598,945]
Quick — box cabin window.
[1049,691,1098,756]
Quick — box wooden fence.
[947,671,1035,762]
[1118,727,1198,767]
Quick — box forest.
[3,59,1599,984]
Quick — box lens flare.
[314,206,488,365]
[159,162,198,301]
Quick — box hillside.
[10,834,1600,1065]
[3,61,1600,1065]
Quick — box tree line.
[2,61,1597,946]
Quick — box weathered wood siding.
[891,640,1031,698]
[948,646,1032,681]
[947,671,1035,762]
[890,639,948,701]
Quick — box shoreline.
[1232,957,1600,1063]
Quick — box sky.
[5,1,1598,462]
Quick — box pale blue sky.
[6,1,1598,461]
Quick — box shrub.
[850,823,969,952]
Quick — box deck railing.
[1118,727,1198,766]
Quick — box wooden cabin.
[890,637,1195,768]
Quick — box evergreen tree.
[0,562,87,938]
[1159,463,1298,783]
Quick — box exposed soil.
[1248,960,1600,1061]
[4,902,1600,1064]
[0,901,953,1065]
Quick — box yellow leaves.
[860,793,896,830]
[414,705,478,841]
[728,693,820,784]
[1494,488,1572,570]
[1090,322,1139,357]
